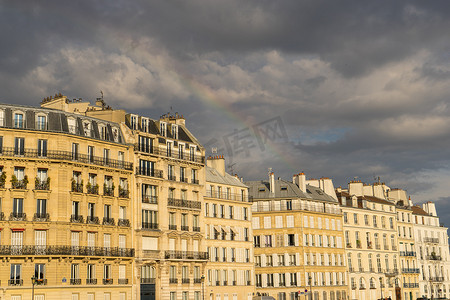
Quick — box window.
[343,212,348,223]
[364,215,369,225]
[72,143,79,160]
[71,264,80,280]
[167,142,172,157]
[104,264,112,280]
[288,234,295,246]
[37,139,47,157]
[171,125,178,139]
[390,217,394,229]
[373,216,378,227]
[87,264,95,281]
[160,122,167,136]
[14,113,24,128]
[353,214,358,224]
[36,199,47,216]
[35,264,45,281]
[37,115,46,130]
[180,167,186,182]
[142,184,157,203]
[14,137,25,155]
[13,198,24,215]
[103,149,110,165]
[10,264,21,285]
[142,210,158,229]
[168,165,174,180]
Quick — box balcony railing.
[33,213,50,222]
[86,216,100,225]
[182,278,190,284]
[118,189,129,198]
[87,185,99,195]
[191,179,199,184]
[193,226,200,232]
[9,212,26,221]
[72,183,83,193]
[102,217,115,226]
[0,245,134,257]
[423,237,439,244]
[135,167,164,178]
[70,214,84,223]
[169,224,177,230]
[403,283,419,288]
[11,180,27,189]
[35,180,50,190]
[168,175,177,181]
[429,277,444,282]
[8,279,23,286]
[142,195,158,204]
[118,219,130,227]
[141,278,156,284]
[35,279,47,285]
[164,250,208,260]
[0,212,4,221]
[181,225,189,231]
[0,147,133,170]
[103,278,113,285]
[168,198,201,210]
[169,278,178,284]
[142,222,158,230]
[103,187,114,197]
[134,144,205,164]
[426,254,442,261]
[118,279,128,284]
[194,278,202,284]
[205,190,249,202]
[402,268,420,274]
[86,279,97,285]
[251,199,340,214]
[70,279,81,285]
[400,251,416,257]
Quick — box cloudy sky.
[2,1,450,221]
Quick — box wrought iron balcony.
[86,216,100,224]
[70,214,84,223]
[429,277,444,282]
[103,278,113,285]
[182,278,190,284]
[205,190,249,202]
[402,268,420,274]
[423,237,439,244]
[118,188,129,198]
[102,217,115,226]
[181,225,189,231]
[194,278,202,284]
[141,278,156,284]
[142,195,158,204]
[33,213,50,222]
[193,226,200,232]
[0,212,4,221]
[0,245,134,257]
[164,250,209,260]
[169,224,177,230]
[72,183,83,193]
[118,279,128,284]
[169,278,178,284]
[35,180,50,190]
[400,251,416,257]
[427,254,442,261]
[86,279,97,285]
[191,179,199,184]
[118,219,130,227]
[142,222,158,230]
[35,279,47,285]
[168,175,177,181]
[87,185,99,195]
[135,167,163,178]
[9,279,23,286]
[9,212,26,221]
[103,187,114,197]
[11,180,27,189]
[0,147,133,170]
[168,198,201,210]
[70,278,81,285]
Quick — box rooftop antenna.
[228,163,236,174]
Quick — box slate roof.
[206,166,247,188]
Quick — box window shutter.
[294,234,299,246]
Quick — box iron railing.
[33,213,50,222]
[0,245,134,257]
[70,214,84,223]
[0,147,133,170]
[86,216,100,224]
[142,195,158,204]
[102,217,115,226]
[134,144,205,164]
[164,250,208,260]
[205,190,248,202]
[400,251,416,257]
[142,223,158,230]
[86,279,97,285]
[141,278,156,284]
[9,212,26,221]
[118,219,130,227]
[35,180,50,190]
[168,198,201,210]
[135,167,164,178]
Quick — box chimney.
[408,196,413,207]
[320,177,337,200]
[293,173,306,192]
[423,201,437,217]
[269,172,275,196]
[348,180,363,197]
[206,155,226,176]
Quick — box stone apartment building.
[247,173,348,300]
[203,155,255,300]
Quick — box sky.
[1,1,450,223]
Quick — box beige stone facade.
[203,156,255,300]
[247,173,348,300]
[337,182,400,300]
[0,102,135,300]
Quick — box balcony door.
[35,230,46,254]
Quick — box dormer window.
[112,127,119,142]
[141,118,148,132]
[130,115,138,130]
[36,115,47,130]
[68,118,76,134]
[99,124,107,140]
[160,122,167,137]
[14,113,24,128]
[171,125,178,139]
[0,110,4,127]
[83,121,91,137]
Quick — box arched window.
[376,254,381,272]
[370,278,376,289]
[359,278,366,289]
